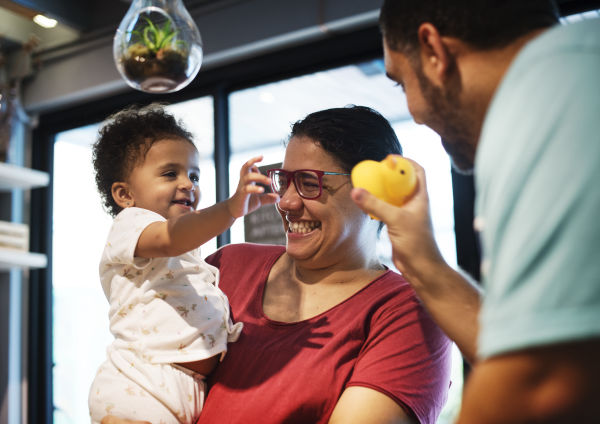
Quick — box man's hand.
[351,159,446,282]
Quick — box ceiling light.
[33,14,57,28]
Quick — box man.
[351,1,600,423]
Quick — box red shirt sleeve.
[348,293,452,424]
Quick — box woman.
[103,105,451,424]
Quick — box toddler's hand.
[226,156,279,218]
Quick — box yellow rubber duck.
[351,154,416,220]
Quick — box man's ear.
[111,182,134,209]
[417,23,452,84]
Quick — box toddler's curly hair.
[92,103,194,217]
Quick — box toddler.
[88,104,277,423]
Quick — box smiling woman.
[223,62,463,423]
[193,106,452,424]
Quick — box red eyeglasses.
[267,168,351,200]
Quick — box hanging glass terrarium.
[113,0,203,93]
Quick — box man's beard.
[414,65,476,173]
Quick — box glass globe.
[113,0,203,93]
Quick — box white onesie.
[88,207,243,423]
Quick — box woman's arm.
[135,156,278,258]
[329,387,416,424]
[351,160,481,363]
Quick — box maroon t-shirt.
[199,243,451,424]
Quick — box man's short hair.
[380,0,559,54]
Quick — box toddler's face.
[126,138,200,219]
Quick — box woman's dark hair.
[289,105,402,172]
[92,103,194,217]
[380,0,559,54]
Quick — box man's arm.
[458,339,600,423]
[329,387,416,424]
[351,161,481,363]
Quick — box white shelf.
[0,162,49,191]
[1,163,49,270]
[0,248,47,271]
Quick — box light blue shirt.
[475,19,600,359]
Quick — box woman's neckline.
[259,251,389,325]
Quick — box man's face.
[383,38,476,172]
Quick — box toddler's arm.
[135,156,278,258]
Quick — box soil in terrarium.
[122,46,188,91]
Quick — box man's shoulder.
[522,19,600,63]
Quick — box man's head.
[379,0,559,171]
[380,0,559,56]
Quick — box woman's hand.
[101,416,151,424]
[226,155,279,218]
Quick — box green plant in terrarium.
[130,18,188,56]
[121,17,190,90]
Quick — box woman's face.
[277,135,376,268]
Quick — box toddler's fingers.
[244,184,266,194]
[241,170,271,186]
[240,156,264,175]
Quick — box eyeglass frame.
[267,168,351,200]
